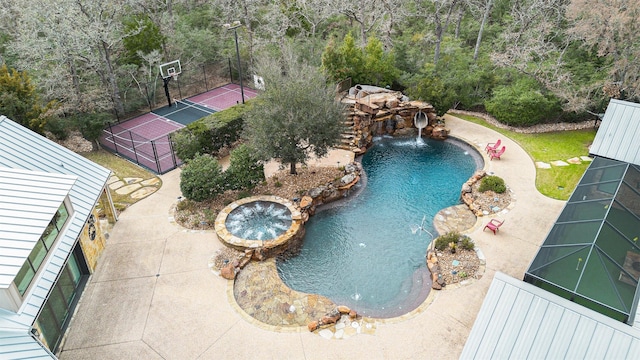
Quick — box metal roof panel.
[0,167,76,288]
[590,99,640,165]
[461,273,640,359]
[0,116,110,357]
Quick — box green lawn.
[82,149,160,209]
[454,114,597,200]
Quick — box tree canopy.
[0,65,50,132]
[1,0,637,128]
[243,50,345,174]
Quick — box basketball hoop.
[159,59,182,107]
[167,68,178,81]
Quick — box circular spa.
[215,195,302,251]
[277,137,482,318]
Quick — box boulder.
[431,125,450,140]
[321,313,341,325]
[461,183,472,194]
[308,321,320,332]
[337,305,351,314]
[340,173,356,186]
[462,193,474,206]
[251,248,265,261]
[308,186,325,199]
[238,255,251,269]
[344,162,358,173]
[299,196,314,209]
[349,310,357,319]
[470,171,485,183]
[322,187,342,203]
[394,114,406,129]
[221,264,236,280]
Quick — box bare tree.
[567,0,640,100]
[217,0,267,67]
[490,0,594,111]
[293,0,339,39]
[408,0,460,64]
[9,0,143,117]
[334,0,387,47]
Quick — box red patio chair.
[485,139,501,153]
[483,218,505,235]
[489,146,506,160]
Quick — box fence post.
[108,122,119,153]
[168,135,179,168]
[129,131,140,165]
[228,58,233,84]
[151,140,161,173]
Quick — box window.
[14,203,70,296]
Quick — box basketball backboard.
[159,60,182,79]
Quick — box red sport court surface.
[100,83,258,173]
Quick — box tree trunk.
[101,41,125,118]
[68,60,82,109]
[455,4,465,38]
[359,4,367,47]
[241,1,255,69]
[474,0,493,62]
[289,162,297,175]
[434,22,442,64]
[434,1,458,64]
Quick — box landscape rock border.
[448,109,598,133]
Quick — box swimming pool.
[276,136,480,317]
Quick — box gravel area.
[469,180,512,215]
[437,249,481,285]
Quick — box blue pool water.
[276,137,480,317]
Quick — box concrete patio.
[59,115,565,360]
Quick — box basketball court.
[100,82,258,173]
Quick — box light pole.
[224,21,245,104]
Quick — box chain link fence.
[119,58,243,122]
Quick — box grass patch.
[454,114,596,200]
[81,149,160,208]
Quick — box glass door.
[36,245,89,352]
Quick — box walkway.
[59,115,565,359]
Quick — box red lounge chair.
[489,146,506,160]
[483,218,504,235]
[485,139,501,153]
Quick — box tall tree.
[0,65,51,132]
[406,0,460,64]
[489,0,596,111]
[471,0,494,61]
[8,0,143,117]
[322,33,399,86]
[244,49,345,174]
[335,0,387,47]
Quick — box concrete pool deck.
[59,115,565,359]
